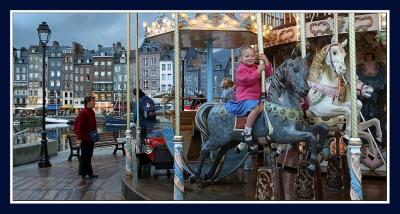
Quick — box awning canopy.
[47,104,59,110]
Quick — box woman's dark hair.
[364,52,375,61]
[84,96,95,107]
[133,88,145,98]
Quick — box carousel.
[121,12,388,201]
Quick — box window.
[51,53,55,57]
[65,100,68,105]
[50,81,54,86]
[143,81,148,90]
[70,100,72,105]
[22,74,26,80]
[75,85,78,90]
[80,76,84,82]
[29,73,33,78]
[22,67,26,72]
[29,64,33,69]
[86,68,90,74]
[34,73,39,78]
[29,90,33,96]
[80,68,84,74]
[75,76,78,81]
[65,92,68,97]
[51,71,55,77]
[167,74,172,80]
[56,81,60,86]
[162,64,166,71]
[94,71,99,76]
[57,61,61,66]
[143,70,148,78]
[65,65,68,70]
[162,74,166,80]
[16,74,20,80]
[51,61,55,66]
[70,57,73,62]
[107,71,111,76]
[34,90,38,96]
[142,58,148,66]
[57,71,60,77]
[151,80,157,89]
[101,72,105,77]
[168,64,171,70]
[57,53,62,57]
[94,61,98,66]
[80,85,83,91]
[161,84,166,92]
[151,57,156,65]
[101,61,105,66]
[70,74,73,80]
[65,57,68,62]
[70,65,73,70]
[34,64,38,69]
[107,61,112,66]
[151,69,157,77]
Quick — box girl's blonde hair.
[239,45,255,57]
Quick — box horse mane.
[268,59,287,102]
[309,45,329,82]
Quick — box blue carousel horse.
[189,56,329,184]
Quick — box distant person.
[74,96,98,180]
[132,88,157,138]
[220,78,236,102]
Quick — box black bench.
[67,132,126,161]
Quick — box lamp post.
[37,22,52,168]
[180,48,188,111]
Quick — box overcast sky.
[12,12,164,50]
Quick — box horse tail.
[195,102,215,144]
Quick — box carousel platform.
[121,162,387,201]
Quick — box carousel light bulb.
[382,13,386,17]
[269,25,273,30]
[220,23,225,29]
[143,21,148,28]
[266,29,270,34]
[161,26,166,32]
[223,15,229,21]
[251,15,256,21]
[147,27,151,32]
[162,18,167,23]
[202,15,208,21]
[263,25,267,30]
[152,22,156,27]
[206,23,211,29]
[172,13,175,18]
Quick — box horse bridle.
[327,44,344,75]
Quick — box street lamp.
[181,49,188,111]
[37,22,52,168]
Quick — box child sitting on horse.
[225,45,273,146]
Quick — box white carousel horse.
[306,36,382,148]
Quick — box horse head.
[325,36,348,77]
[272,56,310,100]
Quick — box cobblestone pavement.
[13,147,126,201]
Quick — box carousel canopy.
[144,13,259,49]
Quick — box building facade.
[139,41,161,98]
[13,48,28,107]
[92,46,114,112]
[27,46,43,108]
[47,41,64,112]
[62,48,75,107]
[74,56,94,109]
